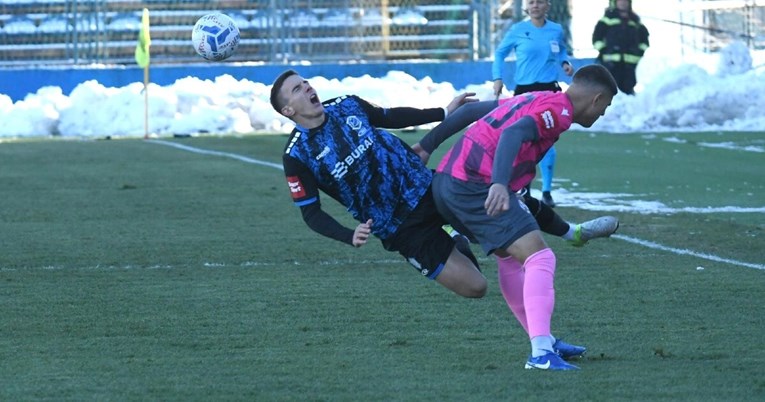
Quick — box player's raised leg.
[569,216,620,247]
[435,247,487,298]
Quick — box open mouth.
[310,93,319,105]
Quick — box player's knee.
[435,258,487,298]
[459,276,487,298]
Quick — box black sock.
[524,195,568,236]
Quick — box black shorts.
[381,187,454,280]
[514,81,561,95]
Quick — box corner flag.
[135,8,151,68]
[136,8,151,138]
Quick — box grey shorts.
[432,173,539,255]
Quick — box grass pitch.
[0,131,763,401]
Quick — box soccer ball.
[191,13,240,61]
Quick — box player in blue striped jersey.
[270,70,486,298]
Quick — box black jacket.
[592,8,650,64]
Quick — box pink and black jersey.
[435,91,573,191]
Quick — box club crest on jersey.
[346,115,369,137]
[541,110,556,129]
[286,176,306,199]
[346,116,362,130]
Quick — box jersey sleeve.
[557,25,570,65]
[418,100,498,154]
[283,153,355,245]
[491,116,538,186]
[492,25,517,80]
[283,152,319,207]
[355,96,444,129]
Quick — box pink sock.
[496,255,528,334]
[523,248,556,339]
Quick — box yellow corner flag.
[135,8,151,68]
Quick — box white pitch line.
[147,139,764,272]
[613,234,765,271]
[0,259,413,272]
[148,139,283,170]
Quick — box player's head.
[270,70,324,122]
[567,64,618,127]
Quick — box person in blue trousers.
[492,0,573,207]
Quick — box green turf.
[0,132,763,401]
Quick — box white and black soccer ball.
[191,13,240,61]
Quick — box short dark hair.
[270,69,298,113]
[572,64,618,96]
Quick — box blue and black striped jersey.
[283,95,433,240]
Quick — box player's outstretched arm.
[445,92,478,115]
[300,202,358,246]
[413,100,498,164]
[364,92,478,129]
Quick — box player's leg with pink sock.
[523,248,557,356]
[496,255,528,334]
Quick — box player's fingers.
[486,194,510,216]
[353,232,369,247]
[484,196,499,216]
[501,199,510,212]
[359,219,373,234]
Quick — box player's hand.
[562,62,574,76]
[411,142,431,165]
[493,80,504,99]
[485,183,510,217]
[352,219,373,247]
[446,92,478,115]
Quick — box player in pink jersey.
[436,91,572,189]
[413,102,619,249]
[431,64,618,370]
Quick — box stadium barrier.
[0,58,595,102]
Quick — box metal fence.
[2,0,762,67]
[0,0,506,66]
[699,1,765,51]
